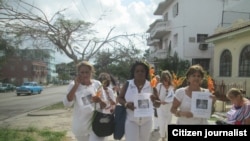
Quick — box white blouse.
[125,79,153,125]
[175,87,209,125]
[63,79,107,136]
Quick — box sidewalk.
[28,109,218,141]
[105,114,178,141]
[0,102,229,141]
[111,113,178,141]
[105,115,217,141]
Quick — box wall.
[212,25,250,97]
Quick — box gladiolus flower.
[150,77,157,88]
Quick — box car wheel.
[17,93,20,96]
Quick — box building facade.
[206,20,250,97]
[0,56,47,86]
[146,0,241,74]
[0,48,58,85]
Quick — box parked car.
[0,83,6,93]
[16,82,43,96]
[0,83,16,92]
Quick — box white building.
[146,0,241,73]
[40,49,58,83]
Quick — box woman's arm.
[66,77,80,101]
[244,117,250,125]
[150,87,161,108]
[117,81,136,110]
[170,97,181,117]
[117,82,128,106]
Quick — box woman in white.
[117,60,154,141]
[63,61,108,141]
[170,64,216,125]
[156,70,174,141]
[98,72,116,114]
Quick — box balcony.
[149,49,167,60]
[147,38,160,46]
[147,19,171,39]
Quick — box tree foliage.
[157,51,190,76]
[94,44,142,82]
[0,36,16,65]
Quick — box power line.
[72,0,86,20]
[97,0,104,13]
[80,0,91,19]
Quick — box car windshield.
[23,83,33,86]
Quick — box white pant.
[125,119,152,141]
[157,104,172,138]
[75,131,106,141]
[153,116,159,129]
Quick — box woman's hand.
[74,75,83,86]
[92,95,101,103]
[150,94,161,107]
[244,117,250,125]
[180,111,193,118]
[210,94,217,105]
[161,101,167,105]
[92,95,107,109]
[126,102,135,111]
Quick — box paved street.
[105,115,177,141]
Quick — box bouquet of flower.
[149,67,161,107]
[172,72,215,94]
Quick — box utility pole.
[221,0,226,27]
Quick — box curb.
[27,109,68,116]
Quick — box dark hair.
[129,60,150,80]
[109,74,117,86]
[98,72,111,87]
[185,64,205,79]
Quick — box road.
[0,85,68,121]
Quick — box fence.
[214,80,247,102]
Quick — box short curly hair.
[76,61,95,77]
[129,60,150,80]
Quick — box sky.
[19,0,163,64]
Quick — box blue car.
[16,82,43,96]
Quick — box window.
[173,3,178,17]
[220,50,232,76]
[164,13,168,21]
[192,59,210,73]
[23,65,27,71]
[168,41,172,52]
[197,34,208,43]
[239,45,250,77]
[164,39,168,50]
[159,39,163,49]
[189,37,195,43]
[10,66,15,71]
[173,34,178,47]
